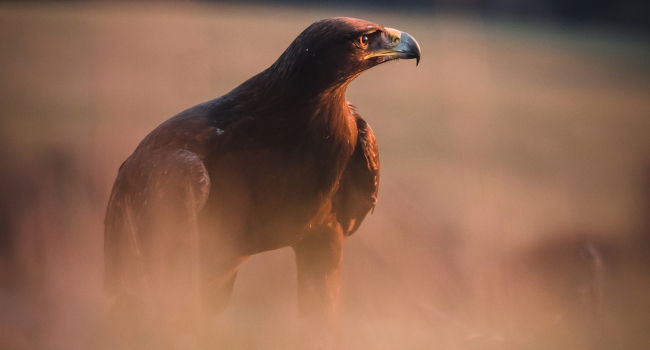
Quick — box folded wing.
[333,106,380,235]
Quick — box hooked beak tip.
[398,30,421,67]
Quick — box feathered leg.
[292,221,344,347]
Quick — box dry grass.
[1,2,650,349]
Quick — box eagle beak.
[365,28,421,66]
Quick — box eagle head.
[272,17,421,92]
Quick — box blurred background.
[1,1,649,349]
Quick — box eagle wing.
[333,106,380,236]
[104,148,210,297]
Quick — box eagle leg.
[200,255,246,315]
[292,220,344,333]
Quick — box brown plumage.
[104,17,420,341]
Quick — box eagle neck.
[234,64,354,120]
[306,85,358,155]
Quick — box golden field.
[1,2,649,349]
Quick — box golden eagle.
[104,16,420,337]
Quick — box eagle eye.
[358,35,369,48]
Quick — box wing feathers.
[333,106,380,235]
[104,149,210,295]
